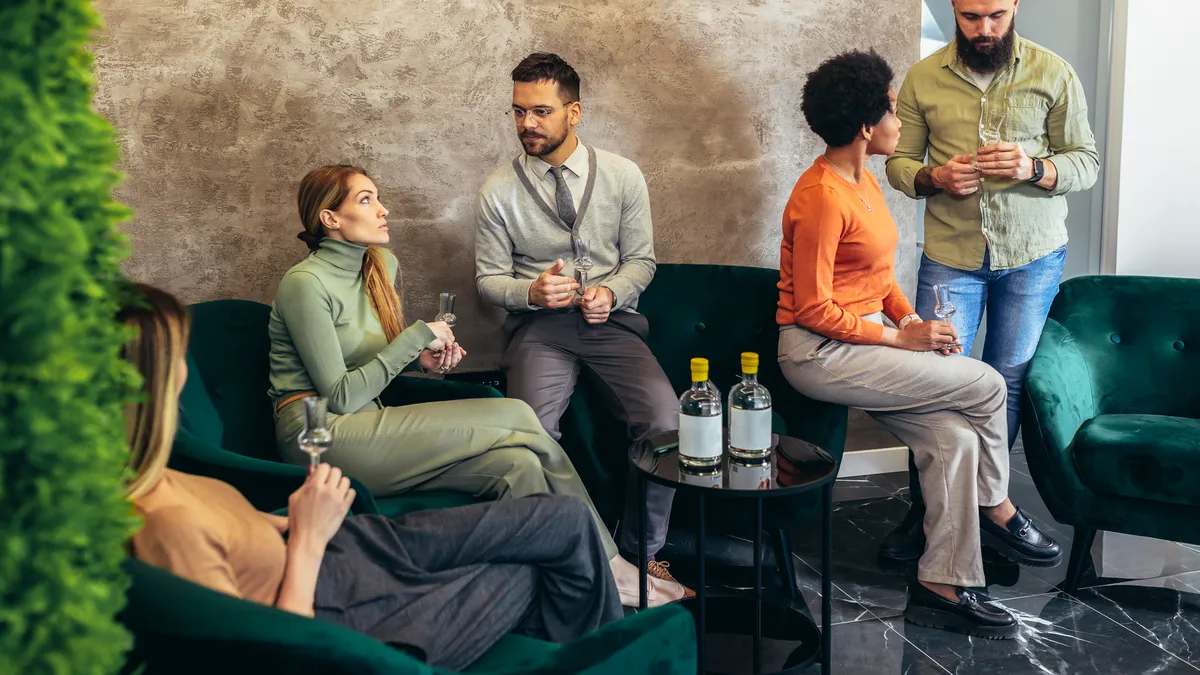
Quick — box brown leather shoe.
[648,561,696,599]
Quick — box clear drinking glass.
[933,284,960,350]
[572,235,593,298]
[435,292,457,327]
[298,396,332,469]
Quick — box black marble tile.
[833,476,894,503]
[788,496,1066,620]
[900,593,1200,674]
[657,529,873,626]
[866,471,913,502]
[1073,572,1200,667]
[700,611,951,675]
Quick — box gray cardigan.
[474,145,656,313]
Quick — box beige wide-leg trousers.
[276,396,618,560]
[778,315,1009,587]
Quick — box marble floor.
[655,452,1200,674]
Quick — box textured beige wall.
[94,0,921,370]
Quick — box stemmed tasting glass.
[933,284,960,350]
[298,396,332,469]
[435,292,457,327]
[974,107,1006,184]
[572,235,592,299]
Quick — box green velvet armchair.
[177,299,502,517]
[1021,275,1200,591]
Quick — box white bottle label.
[678,413,723,459]
[729,462,772,490]
[679,471,723,488]
[730,408,772,450]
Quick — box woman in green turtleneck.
[268,165,689,607]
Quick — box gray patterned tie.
[548,166,577,227]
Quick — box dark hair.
[511,52,581,102]
[801,50,895,148]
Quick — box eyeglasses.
[506,104,572,121]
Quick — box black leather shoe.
[878,504,926,562]
[904,583,1018,640]
[979,507,1063,568]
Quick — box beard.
[955,20,1016,73]
[520,127,568,157]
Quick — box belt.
[275,390,317,414]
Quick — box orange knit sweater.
[777,157,915,344]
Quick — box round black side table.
[630,431,837,675]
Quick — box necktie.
[548,166,577,227]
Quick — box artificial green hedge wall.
[0,1,138,674]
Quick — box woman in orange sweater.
[776,51,1060,640]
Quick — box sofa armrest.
[120,560,423,675]
[171,429,380,516]
[1020,318,1099,523]
[380,376,503,408]
[500,604,697,675]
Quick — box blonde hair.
[119,283,191,500]
[296,165,405,340]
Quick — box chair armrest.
[171,429,380,516]
[1020,318,1099,522]
[120,560,423,675]
[380,376,503,408]
[496,604,697,675]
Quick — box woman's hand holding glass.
[893,320,962,354]
[420,343,465,373]
[287,463,355,553]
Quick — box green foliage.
[0,0,139,673]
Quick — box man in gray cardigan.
[475,53,688,598]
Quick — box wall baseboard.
[839,445,909,477]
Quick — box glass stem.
[310,452,320,469]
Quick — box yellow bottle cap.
[690,358,709,382]
[741,352,759,375]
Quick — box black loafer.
[879,504,926,562]
[904,583,1018,640]
[979,507,1063,568]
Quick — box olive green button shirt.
[267,238,437,415]
[885,35,1100,271]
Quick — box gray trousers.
[778,317,1009,588]
[314,494,623,671]
[502,311,678,556]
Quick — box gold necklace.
[823,156,872,212]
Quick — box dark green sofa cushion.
[187,299,279,460]
[376,492,477,518]
[1075,414,1200,508]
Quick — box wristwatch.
[1027,157,1045,183]
[898,313,921,330]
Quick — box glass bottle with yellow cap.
[728,352,773,461]
[678,357,723,469]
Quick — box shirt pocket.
[1003,94,1051,144]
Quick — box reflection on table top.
[628,430,837,497]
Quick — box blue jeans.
[906,245,1066,508]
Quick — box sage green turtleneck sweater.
[267,238,437,415]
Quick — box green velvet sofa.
[1021,275,1200,592]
